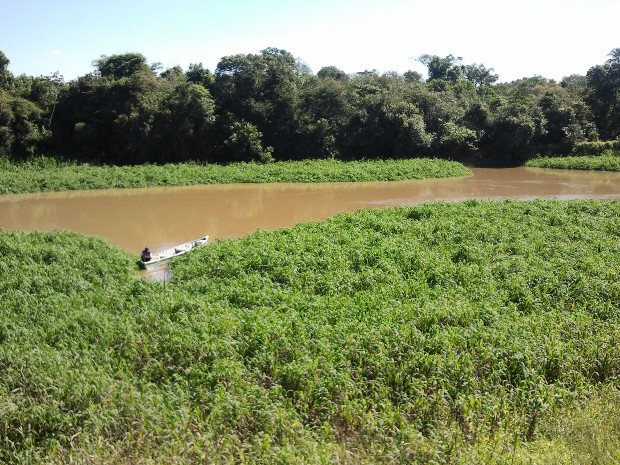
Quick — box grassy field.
[1,199,619,463]
[526,155,620,171]
[0,157,471,194]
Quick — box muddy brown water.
[1,167,619,263]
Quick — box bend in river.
[1,167,619,255]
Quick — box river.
[1,167,619,256]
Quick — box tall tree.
[418,54,463,82]
[297,75,354,158]
[403,70,423,83]
[539,88,590,150]
[52,69,163,163]
[220,119,274,163]
[606,48,620,64]
[151,83,216,162]
[462,63,499,87]
[95,53,152,80]
[0,51,12,90]
[0,91,47,158]
[160,66,185,82]
[213,47,301,159]
[186,63,215,89]
[317,66,348,81]
[343,72,433,158]
[480,97,546,165]
[586,60,620,139]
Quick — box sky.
[1,0,618,83]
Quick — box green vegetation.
[0,156,470,194]
[571,140,620,156]
[526,155,620,171]
[1,199,619,463]
[1,48,619,166]
[525,138,620,171]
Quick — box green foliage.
[52,69,186,164]
[95,53,152,80]
[455,387,620,463]
[586,61,620,140]
[418,54,463,82]
[317,66,348,81]
[296,75,355,158]
[571,140,620,156]
[222,120,274,163]
[438,121,477,158]
[526,155,620,171]
[0,90,48,157]
[1,47,618,165]
[481,103,544,165]
[525,135,620,171]
[0,51,13,91]
[160,65,185,82]
[51,73,154,163]
[1,200,619,463]
[561,74,588,95]
[403,70,423,83]
[185,62,215,89]
[0,157,470,194]
[462,63,499,87]
[538,88,595,151]
[151,83,216,162]
[606,48,620,65]
[344,73,435,158]
[213,48,301,160]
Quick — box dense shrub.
[2,200,619,463]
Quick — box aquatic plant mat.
[1,199,619,464]
[0,157,470,194]
[526,155,620,171]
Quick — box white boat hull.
[138,236,209,269]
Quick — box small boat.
[138,235,209,269]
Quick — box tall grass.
[0,157,471,194]
[526,155,620,171]
[1,200,619,463]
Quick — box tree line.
[0,47,619,166]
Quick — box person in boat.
[141,246,152,262]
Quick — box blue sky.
[1,0,618,82]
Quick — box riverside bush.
[571,140,620,156]
[1,200,619,463]
[526,155,620,171]
[0,157,471,194]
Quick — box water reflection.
[0,167,618,255]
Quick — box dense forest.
[0,47,619,166]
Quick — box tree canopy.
[94,53,152,80]
[0,47,618,165]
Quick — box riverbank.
[2,166,619,255]
[526,155,620,171]
[0,157,470,194]
[1,199,619,464]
